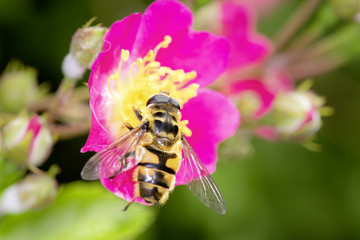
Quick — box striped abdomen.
[136,145,181,204]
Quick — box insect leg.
[109,151,135,179]
[122,198,135,211]
[123,122,134,130]
[132,106,143,121]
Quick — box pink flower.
[81,0,239,205]
[256,89,324,142]
[194,0,271,72]
[195,1,280,121]
[230,78,325,143]
[219,0,272,72]
[228,68,294,120]
[229,79,275,119]
[229,78,325,144]
[195,0,326,147]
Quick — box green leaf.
[0,181,157,240]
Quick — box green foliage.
[0,181,157,240]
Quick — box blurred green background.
[1,0,360,239]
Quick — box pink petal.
[89,13,142,93]
[253,125,279,141]
[80,110,110,153]
[263,66,294,93]
[100,167,150,205]
[220,0,271,71]
[133,0,230,87]
[82,13,142,153]
[81,86,115,153]
[304,107,315,125]
[27,115,42,138]
[132,0,192,57]
[176,89,240,185]
[157,31,229,87]
[27,115,42,160]
[230,79,275,118]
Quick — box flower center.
[106,36,198,138]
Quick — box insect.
[81,93,226,215]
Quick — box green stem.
[27,163,45,175]
[286,4,338,53]
[285,56,342,80]
[49,121,91,140]
[274,0,324,52]
[47,77,77,123]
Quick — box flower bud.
[70,20,107,69]
[0,61,38,113]
[271,90,323,140]
[62,20,107,80]
[61,53,86,80]
[2,115,53,167]
[0,174,57,214]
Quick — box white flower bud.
[271,90,323,140]
[61,53,86,80]
[62,20,107,79]
[2,115,53,167]
[0,174,57,215]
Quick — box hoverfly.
[81,93,226,215]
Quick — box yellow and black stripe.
[136,145,180,204]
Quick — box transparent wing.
[81,123,147,180]
[181,136,226,215]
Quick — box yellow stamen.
[154,36,172,56]
[180,120,192,137]
[117,50,129,93]
[106,35,198,137]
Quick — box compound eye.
[169,98,181,110]
[146,94,169,106]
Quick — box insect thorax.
[146,103,181,151]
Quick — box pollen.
[106,35,198,137]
